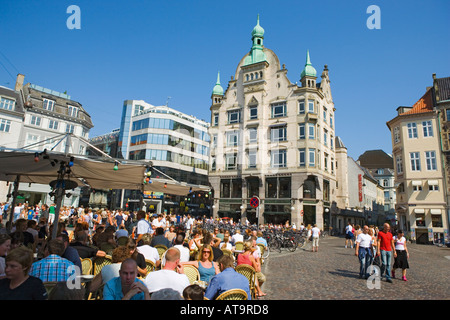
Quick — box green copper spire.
[301,50,317,78]
[212,71,224,96]
[244,14,267,66]
[251,14,264,38]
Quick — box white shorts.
[312,236,319,247]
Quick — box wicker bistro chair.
[93,255,112,275]
[216,289,248,300]
[88,282,105,300]
[234,241,244,252]
[145,259,156,274]
[154,245,168,260]
[256,244,266,264]
[235,264,257,299]
[81,258,93,275]
[183,264,201,285]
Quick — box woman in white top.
[392,230,409,281]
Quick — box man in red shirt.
[377,223,396,283]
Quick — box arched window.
[255,72,258,79]
[251,74,254,81]
[246,74,249,82]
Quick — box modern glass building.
[118,100,210,214]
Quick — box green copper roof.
[243,15,267,66]
[251,14,264,38]
[300,50,317,78]
[212,71,224,96]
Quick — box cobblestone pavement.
[259,236,450,300]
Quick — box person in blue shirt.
[103,258,150,300]
[204,255,251,300]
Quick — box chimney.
[15,74,25,91]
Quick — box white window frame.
[30,115,41,126]
[226,131,240,147]
[249,106,258,120]
[248,150,257,169]
[68,105,78,118]
[396,155,403,174]
[66,124,75,134]
[48,120,59,130]
[410,152,421,171]
[225,154,237,170]
[299,123,305,139]
[407,123,418,139]
[0,118,11,132]
[425,151,437,171]
[308,123,315,139]
[228,110,240,124]
[271,102,286,118]
[308,148,316,167]
[299,101,305,114]
[0,97,15,111]
[270,126,287,142]
[248,127,257,144]
[271,149,287,168]
[43,98,55,111]
[299,149,306,167]
[422,120,433,137]
[308,100,315,113]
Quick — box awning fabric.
[414,208,425,214]
[427,180,439,186]
[0,149,207,195]
[430,209,442,215]
[411,180,422,186]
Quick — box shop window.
[432,215,443,228]
[415,214,426,227]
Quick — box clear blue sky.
[1,0,449,160]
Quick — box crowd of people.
[0,205,269,300]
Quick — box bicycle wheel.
[286,240,296,252]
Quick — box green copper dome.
[212,71,224,96]
[251,14,264,38]
[301,50,317,78]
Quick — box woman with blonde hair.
[236,240,266,297]
[182,244,219,284]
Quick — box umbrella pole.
[7,175,20,234]
[51,163,66,239]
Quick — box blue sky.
[1,0,449,160]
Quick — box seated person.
[150,227,172,248]
[143,247,190,296]
[103,258,150,300]
[205,255,251,300]
[136,233,161,268]
[70,231,106,259]
[183,284,205,300]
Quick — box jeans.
[358,247,373,278]
[380,250,392,280]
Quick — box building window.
[323,129,328,147]
[30,115,41,126]
[225,154,237,170]
[0,119,11,132]
[48,120,59,130]
[226,131,240,147]
[66,124,75,134]
[299,101,305,114]
[134,105,144,116]
[432,214,443,227]
[227,110,240,124]
[323,107,327,122]
[309,148,316,167]
[446,109,450,121]
[211,156,216,171]
[213,113,219,126]
[410,152,420,171]
[412,185,422,191]
[425,151,437,171]
[396,155,403,174]
[308,100,315,113]
[330,135,334,150]
[249,106,258,120]
[68,105,78,117]
[270,126,287,142]
[422,120,433,137]
[248,127,257,144]
[299,148,306,167]
[429,185,439,191]
[393,126,400,144]
[308,123,315,139]
[248,150,257,169]
[271,102,286,118]
[407,123,417,139]
[271,149,287,168]
[330,115,333,128]
[415,214,425,227]
[43,99,55,111]
[0,97,15,110]
[299,123,305,140]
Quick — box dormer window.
[43,98,55,111]
[68,105,78,118]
